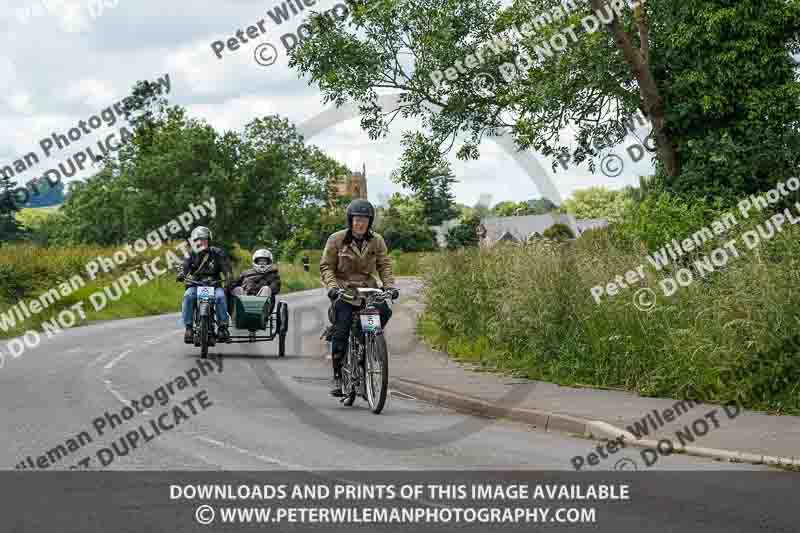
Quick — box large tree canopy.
[50,81,350,254]
[290,0,800,201]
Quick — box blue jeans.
[181,287,229,327]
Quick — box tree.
[491,198,557,216]
[491,201,525,217]
[289,0,800,200]
[559,186,632,223]
[413,166,460,226]
[542,223,574,240]
[0,171,22,244]
[375,193,437,252]
[445,213,481,249]
[525,198,557,215]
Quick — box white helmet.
[252,249,273,273]
[190,226,212,252]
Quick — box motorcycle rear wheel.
[341,348,356,406]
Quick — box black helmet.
[346,199,375,230]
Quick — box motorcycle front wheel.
[364,333,388,414]
[200,315,209,359]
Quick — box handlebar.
[334,287,397,303]
[183,277,223,288]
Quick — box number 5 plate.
[198,286,214,302]
[360,312,380,332]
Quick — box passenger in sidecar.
[226,248,281,314]
[224,248,289,355]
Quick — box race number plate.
[197,286,215,302]
[360,312,380,332]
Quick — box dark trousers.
[330,298,392,375]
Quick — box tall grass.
[420,220,800,414]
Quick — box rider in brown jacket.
[320,199,399,396]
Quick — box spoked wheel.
[364,333,389,414]
[341,350,356,407]
[200,316,209,359]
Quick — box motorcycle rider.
[176,226,234,343]
[227,248,281,314]
[319,199,399,397]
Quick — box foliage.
[542,223,574,240]
[559,187,633,223]
[445,213,481,249]
[0,170,22,244]
[412,166,460,226]
[525,198,558,215]
[651,1,800,200]
[492,197,558,217]
[610,191,726,252]
[375,193,437,252]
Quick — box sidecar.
[227,293,289,356]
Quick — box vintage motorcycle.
[326,287,396,414]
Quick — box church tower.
[349,163,368,200]
[329,163,368,203]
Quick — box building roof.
[479,213,578,242]
[574,218,610,235]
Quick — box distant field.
[16,206,60,229]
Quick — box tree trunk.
[590,0,680,177]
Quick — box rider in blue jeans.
[176,226,234,343]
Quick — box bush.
[610,192,726,252]
[542,223,574,240]
[445,215,481,249]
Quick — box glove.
[327,287,340,301]
[387,287,399,300]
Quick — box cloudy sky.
[0,0,654,209]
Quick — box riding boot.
[217,324,230,343]
[184,326,193,344]
[330,351,344,397]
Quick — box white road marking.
[194,436,309,470]
[145,330,179,344]
[103,378,130,405]
[88,351,112,367]
[102,378,152,416]
[193,437,447,508]
[104,349,132,370]
[66,347,82,354]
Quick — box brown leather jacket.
[320,230,395,290]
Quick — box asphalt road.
[0,279,773,472]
